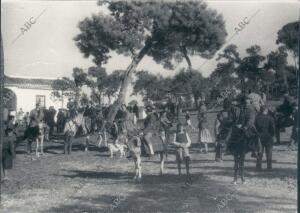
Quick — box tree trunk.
[108,95,111,105]
[0,32,4,190]
[75,87,80,107]
[282,67,289,94]
[181,45,192,71]
[106,42,152,124]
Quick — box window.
[36,95,46,108]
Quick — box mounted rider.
[67,98,77,119]
[237,96,260,157]
[143,105,161,155]
[24,103,44,154]
[215,98,238,161]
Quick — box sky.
[1,0,299,102]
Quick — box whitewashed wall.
[7,86,67,113]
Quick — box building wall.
[7,86,67,113]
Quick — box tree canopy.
[276,21,299,58]
[74,1,227,123]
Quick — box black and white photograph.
[0,0,299,212]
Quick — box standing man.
[25,103,44,154]
[255,106,275,170]
[57,109,66,133]
[47,106,56,137]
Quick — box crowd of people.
[1,89,298,181]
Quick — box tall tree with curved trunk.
[74,1,227,124]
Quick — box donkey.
[63,112,89,154]
[227,126,261,184]
[125,129,167,181]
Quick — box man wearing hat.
[238,97,260,158]
[255,105,275,170]
[25,103,44,154]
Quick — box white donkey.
[127,132,167,181]
[36,122,49,157]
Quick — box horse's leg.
[185,156,190,177]
[159,152,165,176]
[215,143,220,161]
[85,136,90,152]
[109,147,113,158]
[275,124,280,144]
[41,135,44,155]
[27,139,32,154]
[232,154,238,184]
[256,144,264,170]
[240,153,245,183]
[133,157,138,180]
[69,137,73,155]
[266,139,273,170]
[64,138,67,155]
[36,138,39,157]
[137,155,142,180]
[176,151,182,176]
[64,136,68,155]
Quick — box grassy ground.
[0,111,297,213]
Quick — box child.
[198,101,211,153]
[173,123,191,177]
[185,111,196,131]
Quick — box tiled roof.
[4,75,54,90]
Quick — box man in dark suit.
[255,106,275,170]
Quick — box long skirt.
[199,128,213,143]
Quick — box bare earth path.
[0,132,297,213]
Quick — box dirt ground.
[0,112,297,213]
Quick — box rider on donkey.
[143,105,160,156]
[238,96,260,158]
[24,103,44,154]
[215,98,238,161]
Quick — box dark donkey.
[227,126,261,184]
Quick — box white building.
[4,75,67,113]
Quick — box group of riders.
[1,89,297,181]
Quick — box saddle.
[141,133,166,156]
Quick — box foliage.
[51,77,76,106]
[103,70,123,103]
[276,21,299,58]
[74,1,227,123]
